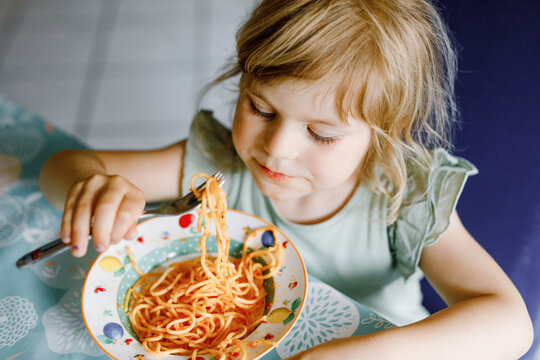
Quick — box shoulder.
[182,110,242,196]
[403,148,478,206]
[191,110,233,143]
[186,110,235,159]
[387,148,478,278]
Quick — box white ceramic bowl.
[82,209,307,360]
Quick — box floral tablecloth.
[0,94,395,360]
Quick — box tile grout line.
[73,0,120,142]
[0,0,31,74]
[192,0,212,111]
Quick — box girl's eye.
[249,100,275,119]
[307,128,338,145]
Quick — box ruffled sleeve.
[387,148,478,278]
[181,110,240,193]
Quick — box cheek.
[231,116,242,149]
[231,126,245,161]
[232,108,258,156]
[307,139,370,185]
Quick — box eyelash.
[249,100,274,119]
[307,128,338,144]
[248,99,338,145]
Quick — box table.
[0,94,395,360]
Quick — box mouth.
[259,163,294,181]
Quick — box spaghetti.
[126,173,283,359]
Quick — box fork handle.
[15,213,163,268]
[16,238,68,268]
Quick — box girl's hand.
[61,174,146,257]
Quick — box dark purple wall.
[421,1,540,358]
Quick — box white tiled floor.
[0,0,253,149]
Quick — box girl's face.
[232,78,371,204]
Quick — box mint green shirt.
[182,110,478,325]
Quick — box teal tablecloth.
[0,94,395,360]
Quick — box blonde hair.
[212,0,458,223]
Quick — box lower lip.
[259,164,293,181]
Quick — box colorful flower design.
[276,282,360,358]
[0,296,38,348]
[42,289,102,356]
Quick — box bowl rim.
[81,208,308,360]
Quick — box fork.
[15,171,225,268]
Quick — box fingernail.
[71,245,81,255]
[72,245,85,258]
[61,234,71,243]
[95,245,105,252]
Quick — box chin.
[263,191,295,201]
[257,182,305,201]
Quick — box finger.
[124,224,138,241]
[110,195,145,245]
[70,183,99,257]
[60,181,84,245]
[91,188,126,252]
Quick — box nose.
[263,120,300,160]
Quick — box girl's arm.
[39,141,186,256]
[286,211,534,359]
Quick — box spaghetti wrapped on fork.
[126,173,282,359]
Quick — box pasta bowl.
[82,209,307,360]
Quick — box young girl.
[40,0,533,358]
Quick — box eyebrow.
[245,89,343,127]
